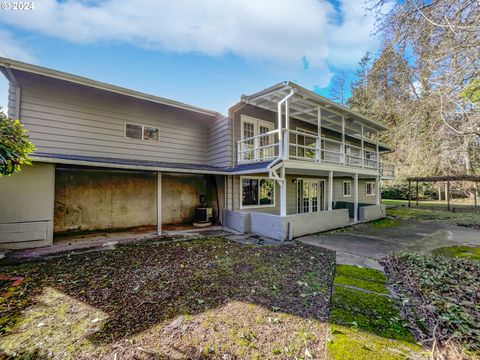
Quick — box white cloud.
[0,29,36,112]
[0,0,381,88]
[0,29,35,62]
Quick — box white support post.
[354,173,359,222]
[376,175,381,205]
[328,171,333,211]
[376,131,380,171]
[317,106,322,163]
[277,101,283,160]
[157,172,162,235]
[280,166,287,216]
[361,124,364,168]
[284,100,290,160]
[341,117,345,165]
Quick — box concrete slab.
[298,219,480,270]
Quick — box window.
[366,181,376,196]
[240,116,274,161]
[241,177,275,208]
[343,180,352,197]
[125,123,159,141]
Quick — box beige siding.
[207,115,233,167]
[0,162,55,248]
[333,177,377,204]
[15,71,220,165]
[229,174,377,216]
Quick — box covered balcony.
[237,82,395,179]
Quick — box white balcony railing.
[237,129,395,177]
[380,163,396,179]
[237,130,280,163]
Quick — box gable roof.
[0,57,219,117]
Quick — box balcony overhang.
[241,81,391,151]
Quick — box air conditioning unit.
[193,207,213,227]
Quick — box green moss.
[329,308,414,342]
[335,265,386,284]
[334,275,389,294]
[327,325,424,360]
[331,286,398,319]
[432,245,480,261]
[368,218,401,229]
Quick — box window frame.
[342,180,352,197]
[240,176,276,209]
[124,122,160,142]
[366,181,376,197]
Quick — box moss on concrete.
[432,245,480,261]
[368,217,401,229]
[334,275,389,294]
[335,264,387,283]
[327,325,424,360]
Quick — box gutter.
[0,65,21,119]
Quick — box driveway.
[298,220,480,270]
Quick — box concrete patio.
[298,220,480,270]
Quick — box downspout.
[277,88,295,160]
[3,65,21,120]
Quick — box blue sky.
[0,0,382,114]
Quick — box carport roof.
[33,153,230,174]
[407,175,480,182]
[33,152,271,175]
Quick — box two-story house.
[0,58,394,249]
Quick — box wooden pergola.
[407,175,480,211]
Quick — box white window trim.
[239,176,276,209]
[343,180,352,197]
[124,122,160,142]
[240,115,274,140]
[296,178,326,213]
[366,181,376,197]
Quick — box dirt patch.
[0,237,335,359]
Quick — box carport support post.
[157,172,162,235]
[416,180,419,206]
[354,173,358,222]
[280,166,287,216]
[376,175,381,206]
[447,180,451,212]
[474,182,478,208]
[408,180,411,207]
[328,171,333,211]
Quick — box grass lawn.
[0,237,337,359]
[383,199,480,224]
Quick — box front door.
[296,179,325,213]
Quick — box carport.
[407,175,480,211]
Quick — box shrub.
[0,111,35,176]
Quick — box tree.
[0,110,35,176]
[349,1,480,179]
[329,72,347,105]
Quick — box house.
[0,57,394,249]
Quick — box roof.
[33,153,229,174]
[241,81,389,132]
[407,175,480,182]
[0,57,219,117]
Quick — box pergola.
[407,175,480,211]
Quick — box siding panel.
[15,71,220,166]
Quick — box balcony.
[237,129,395,178]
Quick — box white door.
[296,179,325,213]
